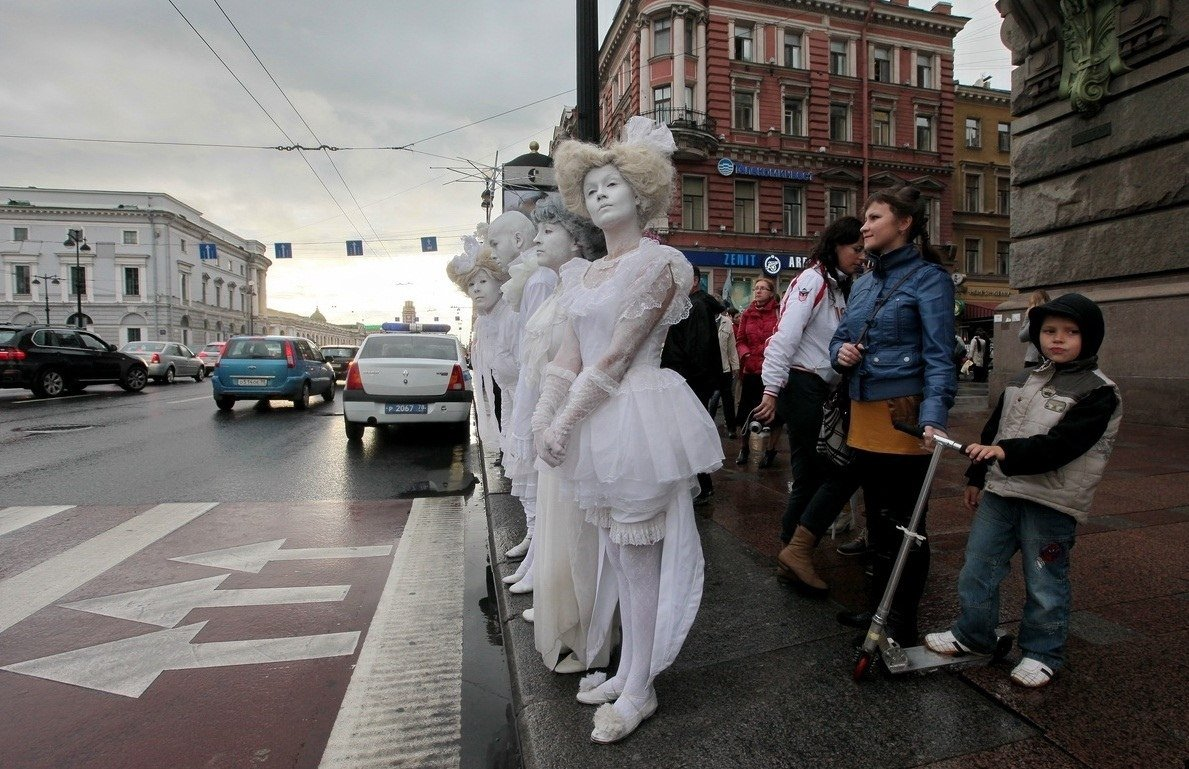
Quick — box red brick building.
[556,0,968,305]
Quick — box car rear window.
[323,347,357,358]
[0,330,18,346]
[223,338,287,360]
[360,335,457,361]
[123,342,165,353]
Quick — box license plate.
[385,403,427,414]
[237,377,268,386]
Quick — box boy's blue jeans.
[952,491,1077,671]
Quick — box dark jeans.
[796,458,862,542]
[708,372,739,433]
[972,365,988,383]
[688,378,717,495]
[856,450,932,629]
[776,370,831,542]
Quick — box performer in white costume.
[447,238,517,453]
[535,117,723,743]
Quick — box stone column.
[993,0,1188,426]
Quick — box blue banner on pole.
[421,236,438,253]
[346,240,363,256]
[199,243,218,261]
[274,243,292,259]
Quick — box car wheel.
[33,368,66,397]
[120,366,149,393]
[322,379,336,404]
[345,418,365,441]
[216,396,236,411]
[294,381,310,410]
[162,366,175,384]
[193,367,205,382]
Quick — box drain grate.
[15,425,96,435]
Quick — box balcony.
[640,108,719,161]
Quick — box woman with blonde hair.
[535,116,722,743]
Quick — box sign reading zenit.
[717,158,813,182]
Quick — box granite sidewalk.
[480,408,1189,769]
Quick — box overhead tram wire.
[210,0,392,259]
[166,0,373,253]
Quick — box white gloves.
[536,367,617,467]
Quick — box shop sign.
[717,158,813,182]
[681,249,808,271]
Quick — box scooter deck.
[880,633,1013,676]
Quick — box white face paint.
[467,269,503,314]
[533,221,579,271]
[486,216,526,270]
[583,164,637,230]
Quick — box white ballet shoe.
[522,608,534,623]
[576,673,623,705]
[505,535,531,559]
[551,653,585,674]
[501,572,521,585]
[508,573,534,594]
[590,690,658,744]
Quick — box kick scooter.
[852,423,1013,681]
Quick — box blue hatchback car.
[212,336,336,411]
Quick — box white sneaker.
[924,630,972,656]
[1010,657,1054,688]
[506,534,531,559]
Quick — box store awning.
[962,301,1001,320]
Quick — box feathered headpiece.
[446,234,508,293]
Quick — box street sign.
[421,237,437,252]
[171,538,393,573]
[199,243,218,261]
[346,240,364,256]
[274,242,293,259]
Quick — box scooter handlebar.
[892,421,966,453]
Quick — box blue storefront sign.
[717,158,813,182]
[681,249,808,272]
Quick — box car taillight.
[345,361,362,390]
[447,364,465,391]
[150,353,160,363]
[284,341,296,368]
[0,348,26,362]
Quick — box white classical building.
[0,187,359,347]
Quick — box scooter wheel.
[853,652,873,682]
[992,634,1015,662]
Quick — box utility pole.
[576,0,599,143]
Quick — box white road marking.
[318,495,464,769]
[0,502,216,635]
[11,394,92,405]
[1,620,359,697]
[165,395,211,404]
[171,539,393,574]
[61,574,351,628]
[0,505,74,537]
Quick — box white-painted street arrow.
[1,621,360,698]
[169,539,393,573]
[60,575,351,628]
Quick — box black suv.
[0,325,149,397]
[322,345,360,381]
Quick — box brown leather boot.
[777,526,828,591]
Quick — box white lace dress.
[551,239,723,674]
[470,298,519,453]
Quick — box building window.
[653,17,672,56]
[828,189,850,222]
[734,181,757,233]
[873,45,892,83]
[916,53,933,88]
[123,230,138,245]
[123,267,141,297]
[965,117,982,148]
[180,273,190,303]
[997,177,1011,215]
[201,280,208,304]
[733,24,753,61]
[829,103,849,141]
[965,239,981,274]
[13,227,28,241]
[14,264,31,295]
[784,30,802,68]
[872,109,893,146]
[783,186,804,236]
[830,40,848,75]
[998,121,1011,152]
[126,327,142,343]
[783,97,804,136]
[685,20,694,55]
[682,176,706,230]
[654,84,672,123]
[180,238,187,253]
[996,241,1010,275]
[70,265,86,297]
[733,90,755,130]
[215,284,222,308]
[915,114,934,150]
[965,172,982,212]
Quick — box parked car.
[211,335,336,411]
[342,328,471,441]
[0,325,149,397]
[196,341,227,374]
[322,345,360,381]
[120,341,206,383]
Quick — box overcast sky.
[0,0,1010,332]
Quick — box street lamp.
[63,228,91,328]
[241,281,257,334]
[30,274,61,325]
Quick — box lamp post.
[30,274,61,325]
[241,281,257,334]
[63,229,91,329]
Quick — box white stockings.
[602,536,663,718]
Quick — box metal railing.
[640,108,717,137]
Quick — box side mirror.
[108,343,117,352]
